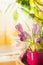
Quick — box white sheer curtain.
[0,0,16,13]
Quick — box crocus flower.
[35,37,41,43]
[32,23,40,35]
[15,23,30,41]
[15,23,23,32]
[19,31,29,41]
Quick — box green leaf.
[30,43,41,51]
[13,10,18,21]
[38,19,42,25]
[30,0,34,4]
[22,8,29,15]
[34,7,38,16]
[40,39,43,47]
[35,43,42,51]
[16,0,30,9]
[36,0,43,6]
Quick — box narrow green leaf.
[13,10,18,21]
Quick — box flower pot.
[27,51,43,65]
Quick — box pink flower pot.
[27,51,43,65]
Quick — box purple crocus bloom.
[35,37,41,43]
[20,31,29,41]
[18,31,29,41]
[32,23,40,35]
[15,23,29,41]
[15,23,23,32]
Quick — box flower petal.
[15,23,23,32]
[32,23,40,34]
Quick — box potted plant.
[15,22,43,65]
